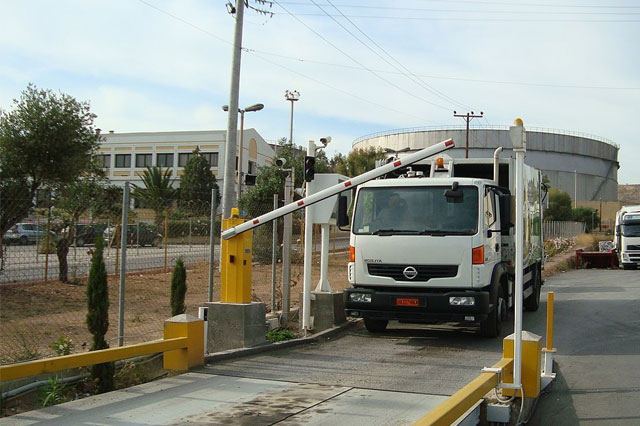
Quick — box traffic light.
[304,156,315,182]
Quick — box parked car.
[103,223,162,247]
[5,223,55,245]
[72,224,106,247]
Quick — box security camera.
[275,157,287,167]
[320,136,332,147]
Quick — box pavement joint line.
[269,386,354,425]
[203,319,361,364]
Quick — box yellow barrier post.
[412,358,513,426]
[541,291,557,388]
[220,208,253,303]
[163,314,204,371]
[502,332,542,398]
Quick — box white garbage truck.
[614,205,640,269]
[344,151,544,337]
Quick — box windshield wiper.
[372,229,420,236]
[420,229,471,236]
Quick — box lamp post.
[284,90,300,144]
[222,103,264,201]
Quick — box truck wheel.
[480,285,505,338]
[524,272,541,312]
[364,318,388,333]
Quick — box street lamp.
[222,103,264,199]
[284,90,300,145]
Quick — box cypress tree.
[86,237,114,393]
[170,258,187,316]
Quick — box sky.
[1,0,639,182]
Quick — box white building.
[97,129,275,195]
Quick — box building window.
[157,153,174,167]
[115,154,131,168]
[135,153,152,168]
[97,154,111,168]
[178,153,193,167]
[235,156,238,171]
[248,160,257,175]
[202,152,219,167]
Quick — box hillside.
[618,184,640,206]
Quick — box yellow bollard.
[502,331,542,398]
[546,291,554,350]
[220,208,253,303]
[163,314,204,370]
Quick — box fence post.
[208,188,217,303]
[118,182,130,347]
[272,194,278,313]
[44,207,52,283]
[281,168,293,327]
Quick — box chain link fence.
[0,186,350,364]
[543,220,587,240]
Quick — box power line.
[136,0,434,124]
[277,2,640,14]
[240,49,640,90]
[276,14,640,23]
[322,0,476,112]
[274,1,454,111]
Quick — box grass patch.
[266,329,297,343]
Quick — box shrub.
[86,237,114,393]
[170,258,187,316]
[51,336,74,356]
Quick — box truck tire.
[480,285,505,338]
[364,318,388,333]
[524,271,541,312]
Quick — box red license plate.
[396,298,420,307]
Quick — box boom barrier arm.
[221,138,455,240]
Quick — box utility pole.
[285,90,300,144]
[454,111,483,158]
[221,0,245,219]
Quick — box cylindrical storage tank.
[353,126,619,202]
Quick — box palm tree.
[133,167,177,227]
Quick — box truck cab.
[616,208,640,269]
[344,157,543,337]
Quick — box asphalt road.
[527,269,640,426]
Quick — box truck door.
[484,189,501,268]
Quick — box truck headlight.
[349,293,372,303]
[623,253,629,261]
[449,296,475,306]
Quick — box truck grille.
[626,245,640,251]
[367,264,458,282]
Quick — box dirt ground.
[1,235,595,364]
[0,252,351,363]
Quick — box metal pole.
[302,141,316,333]
[164,211,168,273]
[208,188,217,302]
[221,0,245,219]
[289,100,295,144]
[281,168,293,327]
[271,194,278,312]
[118,182,130,347]
[315,223,331,292]
[238,110,245,201]
[44,207,51,283]
[465,113,470,158]
[514,148,524,391]
[574,170,577,209]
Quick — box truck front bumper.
[344,287,491,323]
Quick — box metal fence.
[543,221,586,240]
[0,186,350,364]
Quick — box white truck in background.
[344,151,545,337]
[614,205,640,269]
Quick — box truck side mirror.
[337,195,350,229]
[498,193,513,232]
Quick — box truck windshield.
[622,224,640,237]
[352,186,478,236]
